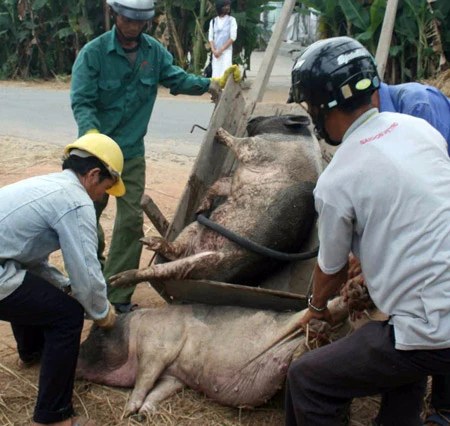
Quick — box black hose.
[197,213,319,262]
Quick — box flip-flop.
[112,302,139,314]
[72,415,96,426]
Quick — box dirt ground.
[0,79,390,425]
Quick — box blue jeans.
[0,273,84,423]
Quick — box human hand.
[298,306,333,330]
[208,80,222,103]
[347,253,362,279]
[210,64,241,88]
[94,301,117,329]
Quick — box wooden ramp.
[145,0,317,311]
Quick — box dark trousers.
[95,156,145,304]
[285,320,450,426]
[0,272,84,424]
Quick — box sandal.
[424,410,450,425]
[72,415,96,426]
[112,302,139,314]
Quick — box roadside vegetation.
[0,0,449,83]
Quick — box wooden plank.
[152,278,307,312]
[250,0,297,103]
[140,194,169,236]
[375,0,399,80]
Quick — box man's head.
[291,36,380,146]
[63,134,126,201]
[216,0,231,16]
[107,0,155,42]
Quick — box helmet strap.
[314,109,342,147]
[114,23,146,44]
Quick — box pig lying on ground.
[76,297,351,417]
[109,115,322,288]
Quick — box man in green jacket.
[71,0,236,313]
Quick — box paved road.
[0,44,295,158]
[0,86,215,157]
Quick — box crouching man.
[285,37,450,426]
[0,133,125,426]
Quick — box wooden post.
[140,194,169,236]
[250,0,297,103]
[375,0,399,80]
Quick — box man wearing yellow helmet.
[0,133,123,426]
[70,0,241,314]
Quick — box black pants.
[285,320,450,426]
[0,272,84,424]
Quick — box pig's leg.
[140,236,186,260]
[197,177,232,213]
[216,128,255,164]
[125,361,168,416]
[140,220,205,260]
[109,251,225,287]
[138,375,185,415]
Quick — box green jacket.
[70,28,211,159]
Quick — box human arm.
[299,262,349,328]
[27,260,70,290]
[299,182,354,327]
[157,43,210,96]
[214,38,234,58]
[70,49,101,136]
[55,205,110,321]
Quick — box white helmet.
[107,0,155,21]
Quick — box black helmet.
[291,37,380,111]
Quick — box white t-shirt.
[314,108,450,350]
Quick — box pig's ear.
[246,116,266,137]
[285,115,310,128]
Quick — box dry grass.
[0,136,390,426]
[423,68,450,97]
[0,331,383,426]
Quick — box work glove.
[210,64,241,89]
[94,301,117,329]
[208,80,222,103]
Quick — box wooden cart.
[142,0,317,312]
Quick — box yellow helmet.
[64,134,126,197]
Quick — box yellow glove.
[210,64,241,89]
[85,129,100,135]
[94,301,117,329]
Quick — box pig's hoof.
[124,402,140,418]
[109,270,139,287]
[130,413,147,423]
[140,236,165,251]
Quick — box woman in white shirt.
[208,0,238,78]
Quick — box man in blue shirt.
[0,133,123,426]
[375,81,450,151]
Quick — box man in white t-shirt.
[209,0,238,78]
[285,36,450,426]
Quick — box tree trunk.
[166,6,185,66]
[104,0,111,31]
[193,0,207,74]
